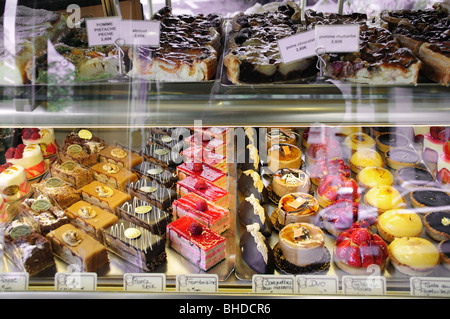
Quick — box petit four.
[167,215,226,271]
[4,219,55,276]
[127,179,176,211]
[0,164,31,202]
[19,195,69,235]
[5,144,46,180]
[64,129,107,154]
[272,168,310,199]
[410,189,450,211]
[277,193,319,226]
[423,211,450,241]
[104,219,167,272]
[46,224,109,272]
[32,177,80,210]
[21,128,58,159]
[385,148,420,170]
[267,143,302,173]
[376,209,423,242]
[91,162,138,191]
[173,192,230,234]
[317,175,361,208]
[334,221,389,275]
[395,166,435,189]
[376,132,410,153]
[141,142,183,171]
[79,181,131,214]
[176,161,227,189]
[181,145,227,173]
[343,132,375,157]
[177,176,229,209]
[364,186,407,214]
[65,200,119,242]
[132,161,178,189]
[389,237,439,276]
[238,194,273,237]
[185,133,226,156]
[58,143,98,167]
[349,148,385,174]
[266,128,297,149]
[309,157,351,186]
[240,223,275,274]
[438,239,450,271]
[98,145,143,170]
[356,166,394,189]
[50,161,93,189]
[238,169,268,204]
[116,197,171,236]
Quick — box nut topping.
[95,186,114,198]
[103,163,120,174]
[62,230,83,247]
[78,206,97,219]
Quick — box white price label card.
[410,277,450,297]
[252,274,295,294]
[296,275,338,295]
[86,17,121,46]
[54,272,97,291]
[315,24,360,53]
[119,20,160,46]
[342,275,386,296]
[0,273,29,291]
[176,274,218,293]
[123,273,166,292]
[278,29,316,63]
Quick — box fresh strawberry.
[350,227,371,246]
[189,222,203,236]
[192,162,203,172]
[31,128,40,134]
[369,240,384,266]
[372,234,389,259]
[336,230,352,245]
[323,187,338,202]
[194,179,208,190]
[438,168,450,185]
[16,144,26,151]
[443,141,450,158]
[14,149,23,159]
[359,242,374,267]
[346,245,361,267]
[336,238,352,260]
[430,126,445,139]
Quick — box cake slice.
[46,224,109,272]
[32,177,81,210]
[98,145,143,170]
[103,219,167,272]
[126,179,176,211]
[131,161,178,189]
[181,145,227,173]
[140,143,183,172]
[57,143,98,167]
[63,130,107,154]
[50,160,93,189]
[90,162,138,191]
[79,181,131,214]
[177,175,229,209]
[167,215,226,271]
[172,192,230,234]
[176,161,227,189]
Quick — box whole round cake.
[377,209,423,242]
[277,192,319,226]
[267,143,302,173]
[0,164,31,202]
[5,144,46,180]
[272,168,310,199]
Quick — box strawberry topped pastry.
[0,163,31,202]
[317,175,361,208]
[5,144,46,180]
[21,128,58,158]
[334,220,389,275]
[422,126,449,174]
[309,157,351,186]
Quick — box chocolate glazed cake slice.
[126,179,176,211]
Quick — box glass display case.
[0,0,449,300]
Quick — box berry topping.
[5,147,15,159]
[30,132,41,140]
[438,168,450,185]
[189,221,203,236]
[192,162,203,172]
[195,199,208,212]
[443,141,450,158]
[430,126,445,139]
[438,128,450,142]
[194,179,208,190]
[22,129,32,139]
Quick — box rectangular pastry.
[90,162,138,191]
[46,223,109,272]
[176,161,227,189]
[140,143,184,172]
[181,145,227,173]
[185,134,226,157]
[193,127,228,140]
[131,161,178,189]
[103,219,167,272]
[177,175,229,209]
[172,192,230,234]
[32,177,81,210]
[65,200,119,242]
[167,215,226,271]
[57,143,99,167]
[79,181,131,214]
[116,197,171,236]
[147,133,188,152]
[126,179,176,211]
[50,160,93,189]
[98,145,143,170]
[63,130,107,155]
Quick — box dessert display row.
[1,2,449,85]
[236,126,450,282]
[0,127,234,277]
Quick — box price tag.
[176,274,218,293]
[315,24,360,53]
[342,275,386,296]
[296,275,338,295]
[123,273,166,292]
[252,274,295,294]
[277,29,316,63]
[410,277,450,297]
[54,272,97,291]
[0,273,29,291]
[119,20,160,47]
[86,17,121,46]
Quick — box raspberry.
[31,132,41,140]
[194,179,208,190]
[14,149,23,159]
[16,144,26,150]
[192,162,203,172]
[189,222,203,236]
[195,199,208,212]
[22,129,32,139]
[5,148,15,159]
[31,128,40,134]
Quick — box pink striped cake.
[177,175,229,209]
[176,161,227,189]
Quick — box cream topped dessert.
[272,168,310,199]
[0,164,30,202]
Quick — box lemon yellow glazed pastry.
[357,166,394,189]
[350,149,385,173]
[364,185,406,214]
[377,209,423,242]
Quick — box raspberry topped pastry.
[5,144,46,180]
[305,137,341,165]
[21,128,58,159]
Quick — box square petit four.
[132,161,178,189]
[177,175,229,209]
[126,179,176,211]
[172,192,230,234]
[98,145,143,170]
[167,215,226,271]
[103,219,167,272]
[32,177,81,210]
[63,130,107,154]
[176,161,227,189]
[91,162,138,191]
[141,142,184,171]
[57,143,98,167]
[50,160,93,189]
[185,134,226,157]
[46,224,109,272]
[116,197,171,236]
[181,145,227,173]
[19,195,69,235]
[79,181,131,214]
[65,200,119,242]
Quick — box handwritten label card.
[176,274,218,293]
[342,275,386,296]
[410,277,450,297]
[86,17,121,46]
[252,275,295,294]
[0,273,29,292]
[296,275,338,295]
[278,29,316,63]
[315,24,360,53]
[123,273,166,292]
[119,20,160,46]
[54,272,97,291]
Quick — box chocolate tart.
[438,239,450,271]
[423,211,450,241]
[385,148,420,170]
[376,132,410,153]
[395,166,435,189]
[410,189,450,211]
